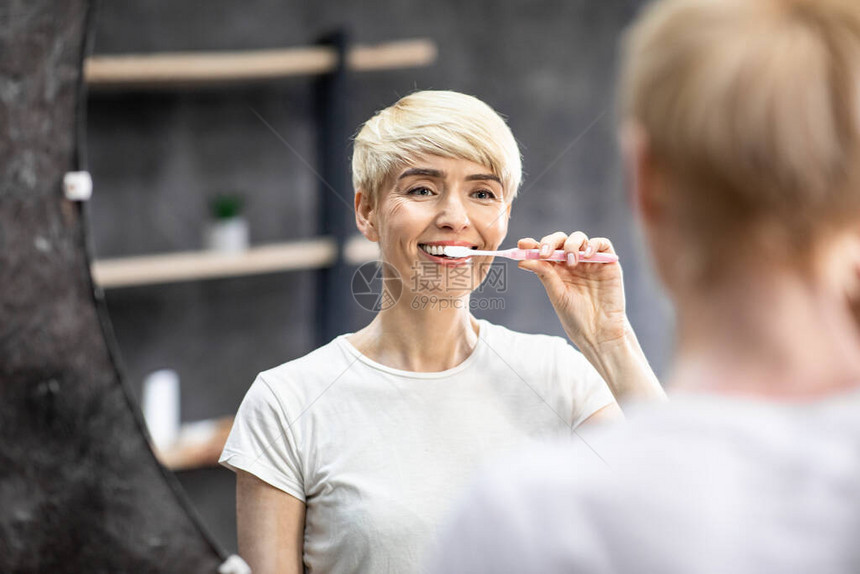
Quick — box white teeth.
[420,244,447,256]
[419,244,478,258]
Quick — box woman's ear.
[839,228,860,331]
[355,189,379,242]
[621,122,664,227]
[848,260,860,333]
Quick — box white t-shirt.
[428,391,860,574]
[220,319,614,573]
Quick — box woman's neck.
[347,294,480,372]
[669,267,860,399]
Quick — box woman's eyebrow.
[466,173,502,184]
[398,168,444,179]
[397,168,501,185]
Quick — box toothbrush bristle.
[443,246,472,257]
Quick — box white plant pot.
[205,217,249,253]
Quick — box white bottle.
[142,369,180,451]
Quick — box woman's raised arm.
[518,231,666,412]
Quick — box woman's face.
[367,154,512,300]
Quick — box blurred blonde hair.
[352,90,522,204]
[619,0,860,269]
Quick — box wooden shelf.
[92,237,335,288]
[343,234,379,266]
[91,235,379,288]
[85,38,437,89]
[153,416,234,471]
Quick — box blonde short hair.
[352,91,522,204]
[619,0,860,264]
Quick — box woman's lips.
[418,248,473,267]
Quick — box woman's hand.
[517,231,627,351]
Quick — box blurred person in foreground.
[428,0,860,572]
[219,90,665,574]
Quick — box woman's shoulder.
[231,336,359,433]
[256,335,355,391]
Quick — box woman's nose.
[435,193,471,231]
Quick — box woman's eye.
[407,187,434,196]
[472,189,497,200]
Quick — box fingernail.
[567,253,577,265]
[540,244,551,257]
[584,245,594,257]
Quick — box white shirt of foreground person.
[427,391,860,574]
[220,319,613,574]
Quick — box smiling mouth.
[418,244,477,258]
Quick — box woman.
[219,90,664,574]
[428,1,860,572]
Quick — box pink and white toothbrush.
[442,246,618,263]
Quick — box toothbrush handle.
[510,248,618,263]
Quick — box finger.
[588,237,615,255]
[562,231,590,265]
[539,231,573,258]
[577,237,616,264]
[517,237,540,249]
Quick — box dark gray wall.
[86,0,674,553]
